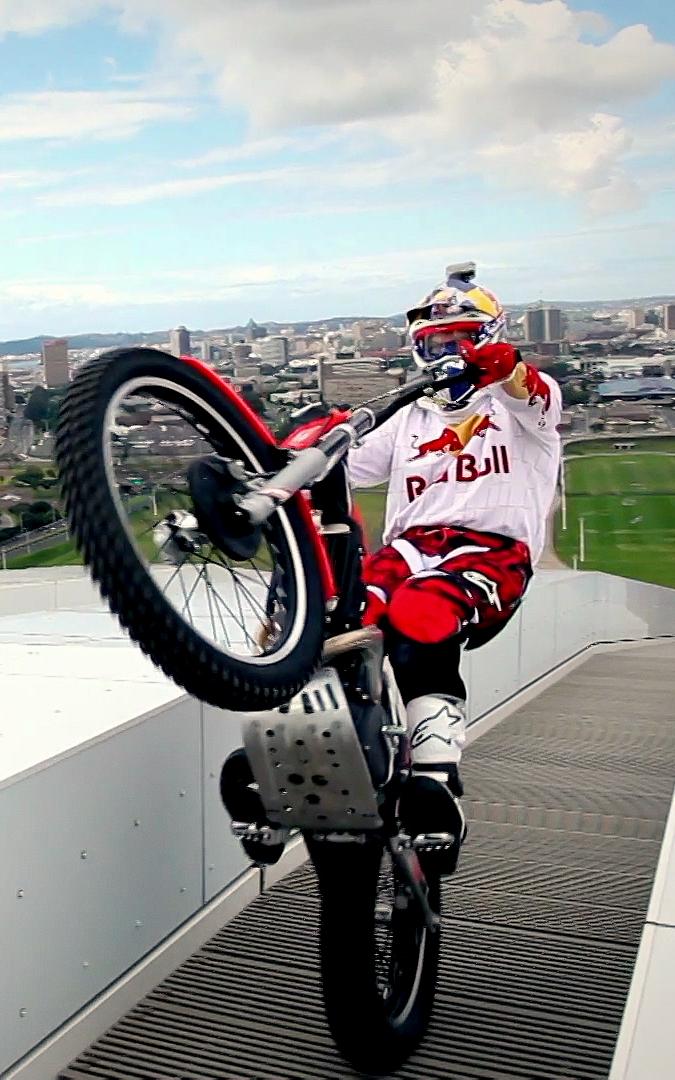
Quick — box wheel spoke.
[161,556,189,595]
[201,565,232,647]
[231,565,254,645]
[201,567,259,650]
[189,553,260,649]
[177,566,197,626]
[203,565,220,643]
[103,378,303,667]
[207,551,271,622]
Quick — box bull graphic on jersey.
[409,413,500,460]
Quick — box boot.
[398,695,468,874]
[219,748,288,866]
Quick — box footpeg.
[412,832,457,853]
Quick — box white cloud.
[429,3,675,142]
[37,165,312,206]
[0,1,99,36]
[368,1,675,212]
[475,112,642,212]
[120,0,675,212]
[2,280,128,308]
[2,0,675,214]
[0,168,84,191]
[0,90,192,142]
[15,226,126,246]
[112,0,459,128]
[36,156,420,207]
[180,132,338,169]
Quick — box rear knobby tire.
[311,839,441,1075]
[55,348,325,711]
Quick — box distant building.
[200,340,213,362]
[597,377,675,402]
[364,329,404,352]
[42,338,70,387]
[526,342,565,359]
[626,308,645,329]
[169,326,191,357]
[0,362,7,426]
[319,354,406,406]
[663,304,675,332]
[543,307,563,341]
[523,308,545,342]
[233,343,260,380]
[0,361,15,424]
[256,336,289,366]
[604,403,656,421]
[351,320,383,342]
[234,364,260,381]
[232,343,255,376]
[523,306,563,342]
[243,318,267,342]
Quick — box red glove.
[458,340,519,388]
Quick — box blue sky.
[1,0,675,338]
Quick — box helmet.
[406,262,507,411]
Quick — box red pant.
[362,525,532,648]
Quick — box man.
[347,262,561,870]
[221,261,561,873]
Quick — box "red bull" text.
[406,445,510,500]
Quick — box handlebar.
[234,357,471,526]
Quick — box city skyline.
[2,289,675,354]
[1,2,675,337]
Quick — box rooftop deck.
[59,640,675,1080]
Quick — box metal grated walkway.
[61,642,675,1080]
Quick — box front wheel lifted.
[311,838,441,1076]
[55,348,326,711]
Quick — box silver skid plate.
[242,667,382,831]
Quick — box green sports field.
[5,441,675,589]
[554,438,675,589]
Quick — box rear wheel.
[55,348,325,710]
[311,838,441,1075]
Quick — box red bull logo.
[473,415,501,439]
[409,426,464,459]
[409,414,500,460]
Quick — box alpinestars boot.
[398,695,468,874]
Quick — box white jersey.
[347,371,561,564]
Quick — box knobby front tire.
[55,348,326,711]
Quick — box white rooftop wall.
[0,567,673,1076]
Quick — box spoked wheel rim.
[101,376,308,667]
[374,849,430,1028]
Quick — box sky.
[1,0,675,339]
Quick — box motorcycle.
[55,346,471,1075]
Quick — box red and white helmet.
[407,262,506,370]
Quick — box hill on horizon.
[2,294,674,357]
